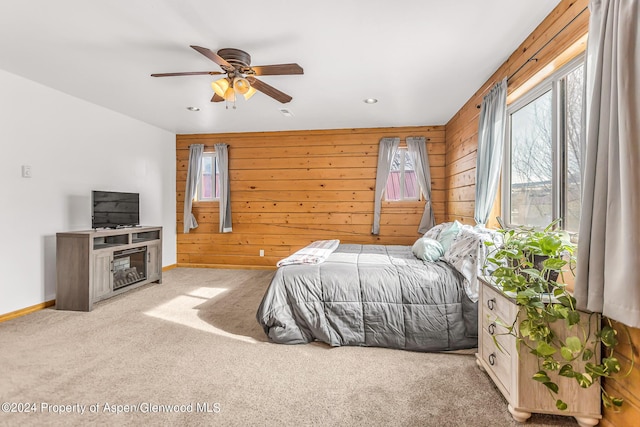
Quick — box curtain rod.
[477,5,588,108]
[188,143,224,149]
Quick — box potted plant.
[483,220,627,411]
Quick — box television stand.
[56,226,162,311]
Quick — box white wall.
[0,69,176,315]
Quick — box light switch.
[21,165,32,178]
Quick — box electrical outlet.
[259,249,264,257]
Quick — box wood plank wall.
[444,0,589,225]
[443,0,639,425]
[602,321,640,427]
[176,126,444,268]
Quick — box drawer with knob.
[481,283,516,331]
[475,276,601,426]
[481,328,511,394]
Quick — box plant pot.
[533,254,559,283]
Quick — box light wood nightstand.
[476,276,601,427]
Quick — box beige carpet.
[0,268,580,426]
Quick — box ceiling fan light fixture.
[243,86,257,100]
[233,77,251,95]
[211,78,230,98]
[224,86,236,102]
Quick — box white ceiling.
[0,0,561,135]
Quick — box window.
[504,57,584,232]
[197,152,219,201]
[385,147,420,201]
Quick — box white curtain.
[215,143,232,233]
[575,0,640,327]
[183,144,204,233]
[474,78,508,226]
[371,137,400,235]
[407,136,435,233]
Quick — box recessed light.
[363,98,378,104]
[279,108,294,117]
[186,106,200,112]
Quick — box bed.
[256,222,500,352]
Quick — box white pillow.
[412,237,445,262]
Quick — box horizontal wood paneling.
[444,0,589,226]
[602,321,640,427]
[443,1,640,423]
[176,126,444,268]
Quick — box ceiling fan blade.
[250,63,304,76]
[211,93,225,102]
[151,71,224,77]
[246,76,292,103]
[190,45,233,71]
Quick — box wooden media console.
[56,226,162,311]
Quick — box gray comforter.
[256,244,478,352]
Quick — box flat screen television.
[92,190,140,229]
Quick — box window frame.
[502,55,585,231]
[384,147,422,202]
[196,151,219,202]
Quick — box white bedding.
[276,239,340,267]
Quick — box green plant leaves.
[565,336,582,351]
[602,393,624,409]
[575,373,593,388]
[532,371,559,394]
[539,235,563,255]
[542,257,567,270]
[492,266,514,278]
[533,341,557,357]
[561,347,574,361]
[522,268,543,279]
[603,357,621,374]
[566,311,581,326]
[533,370,551,383]
[599,326,619,347]
[585,363,607,377]
[559,364,575,378]
[542,358,560,371]
[483,220,626,411]
[545,382,559,393]
[519,319,531,337]
[559,335,584,362]
[556,294,577,308]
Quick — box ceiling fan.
[151,45,303,106]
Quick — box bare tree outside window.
[564,65,584,232]
[506,60,584,231]
[510,90,553,227]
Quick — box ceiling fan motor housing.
[217,48,251,71]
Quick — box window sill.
[382,200,423,208]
